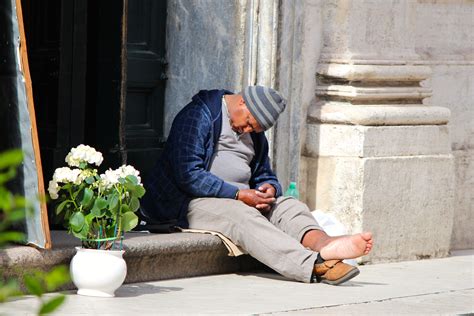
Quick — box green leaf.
[0,231,25,245]
[72,183,85,200]
[7,209,26,222]
[24,274,43,297]
[0,167,16,185]
[91,197,107,217]
[85,213,95,225]
[129,197,140,212]
[80,188,93,207]
[12,195,27,207]
[134,185,145,198]
[121,212,138,232]
[124,182,145,198]
[125,175,138,185]
[85,176,95,185]
[90,207,103,218]
[79,162,87,169]
[44,266,70,292]
[71,220,89,239]
[0,187,9,207]
[55,200,69,215]
[0,279,21,303]
[108,194,119,212]
[0,149,23,169]
[39,295,66,315]
[69,212,85,232]
[95,197,108,210]
[120,204,130,214]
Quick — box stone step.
[0,231,264,290]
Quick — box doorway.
[21,0,167,227]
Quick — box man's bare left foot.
[319,232,373,260]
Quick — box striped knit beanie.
[242,86,286,131]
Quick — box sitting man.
[141,86,373,285]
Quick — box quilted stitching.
[142,90,283,228]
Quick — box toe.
[361,232,373,241]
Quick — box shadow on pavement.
[115,283,183,297]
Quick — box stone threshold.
[0,231,264,290]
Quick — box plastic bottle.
[284,182,300,199]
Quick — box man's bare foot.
[319,232,373,260]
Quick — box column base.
[302,124,454,263]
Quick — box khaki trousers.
[187,196,322,283]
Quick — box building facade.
[165,0,473,262]
[11,0,471,257]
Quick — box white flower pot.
[70,247,127,297]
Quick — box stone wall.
[163,0,473,259]
[413,0,474,250]
[273,0,322,191]
[300,0,460,262]
[164,0,246,135]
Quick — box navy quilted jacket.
[142,89,282,228]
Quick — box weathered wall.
[164,0,246,135]
[413,0,474,250]
[274,0,322,191]
[301,0,458,262]
[163,0,473,257]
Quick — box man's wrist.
[234,189,240,200]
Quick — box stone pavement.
[1,250,473,315]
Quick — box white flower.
[116,165,142,185]
[52,167,82,185]
[99,165,142,190]
[48,180,59,199]
[65,144,103,167]
[100,168,120,189]
[48,167,83,199]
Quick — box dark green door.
[21,0,167,227]
[125,0,167,179]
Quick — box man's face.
[229,96,264,134]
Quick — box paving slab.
[0,230,263,288]
[270,289,474,315]
[1,250,473,315]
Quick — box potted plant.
[48,145,145,297]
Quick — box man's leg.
[187,197,319,283]
[264,196,323,243]
[267,197,373,260]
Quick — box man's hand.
[256,183,276,199]
[238,188,275,213]
[255,183,276,212]
[237,183,276,213]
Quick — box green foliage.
[39,295,66,315]
[0,279,22,303]
[0,149,27,305]
[0,149,27,247]
[23,266,70,315]
[43,266,70,292]
[0,149,69,314]
[50,148,146,250]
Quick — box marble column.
[302,0,454,262]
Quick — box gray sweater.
[208,99,255,190]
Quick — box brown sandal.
[313,259,360,285]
